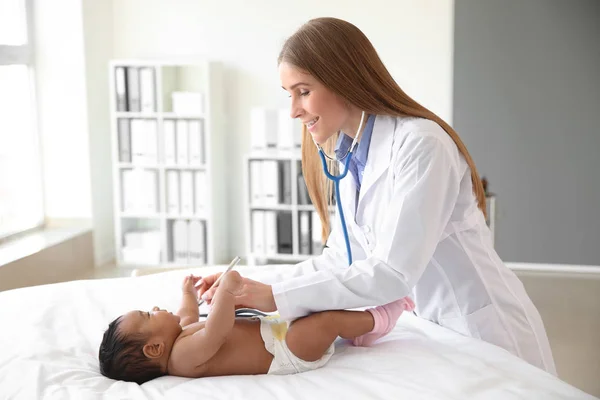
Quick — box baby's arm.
[172,271,242,371]
[177,275,201,327]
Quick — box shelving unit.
[109,60,227,268]
[244,148,499,266]
[244,148,337,266]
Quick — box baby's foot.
[352,297,415,347]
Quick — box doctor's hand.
[198,274,276,312]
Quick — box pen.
[197,256,241,306]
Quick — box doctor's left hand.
[200,276,276,312]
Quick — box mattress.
[0,264,594,400]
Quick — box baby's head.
[99,307,182,384]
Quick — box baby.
[99,271,415,384]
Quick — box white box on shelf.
[277,109,301,150]
[122,246,161,264]
[250,108,278,149]
[172,92,204,115]
[124,230,161,250]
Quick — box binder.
[176,120,189,165]
[139,67,155,113]
[250,108,278,149]
[297,173,311,205]
[166,170,180,214]
[180,170,194,215]
[118,119,131,162]
[146,119,158,164]
[121,169,136,212]
[299,211,311,255]
[194,171,207,215]
[188,220,206,265]
[173,220,189,264]
[279,161,292,204]
[188,120,202,166]
[163,120,176,165]
[276,211,293,254]
[252,211,265,254]
[311,211,323,255]
[262,160,279,205]
[264,211,278,255]
[130,119,146,164]
[249,161,263,205]
[126,67,141,112]
[115,67,128,112]
[144,170,158,213]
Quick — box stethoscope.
[313,111,366,266]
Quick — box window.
[0,0,44,240]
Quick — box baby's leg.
[285,310,374,362]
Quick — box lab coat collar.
[356,115,395,217]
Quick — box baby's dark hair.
[98,315,165,384]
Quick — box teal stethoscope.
[313,111,366,266]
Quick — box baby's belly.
[201,318,273,377]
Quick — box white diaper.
[259,316,334,375]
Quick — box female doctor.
[199,17,556,374]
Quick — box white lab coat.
[265,115,556,374]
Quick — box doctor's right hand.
[197,273,277,313]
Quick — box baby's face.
[119,306,182,339]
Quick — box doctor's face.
[280,62,352,145]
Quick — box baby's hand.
[182,274,202,296]
[220,270,243,295]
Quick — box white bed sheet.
[0,264,594,400]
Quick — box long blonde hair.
[278,17,486,243]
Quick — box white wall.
[34,0,92,220]
[110,0,455,260]
[82,0,115,265]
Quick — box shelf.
[247,149,302,161]
[249,204,294,211]
[164,164,207,171]
[114,112,159,119]
[119,212,162,219]
[161,112,205,119]
[166,214,209,220]
[118,163,161,169]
